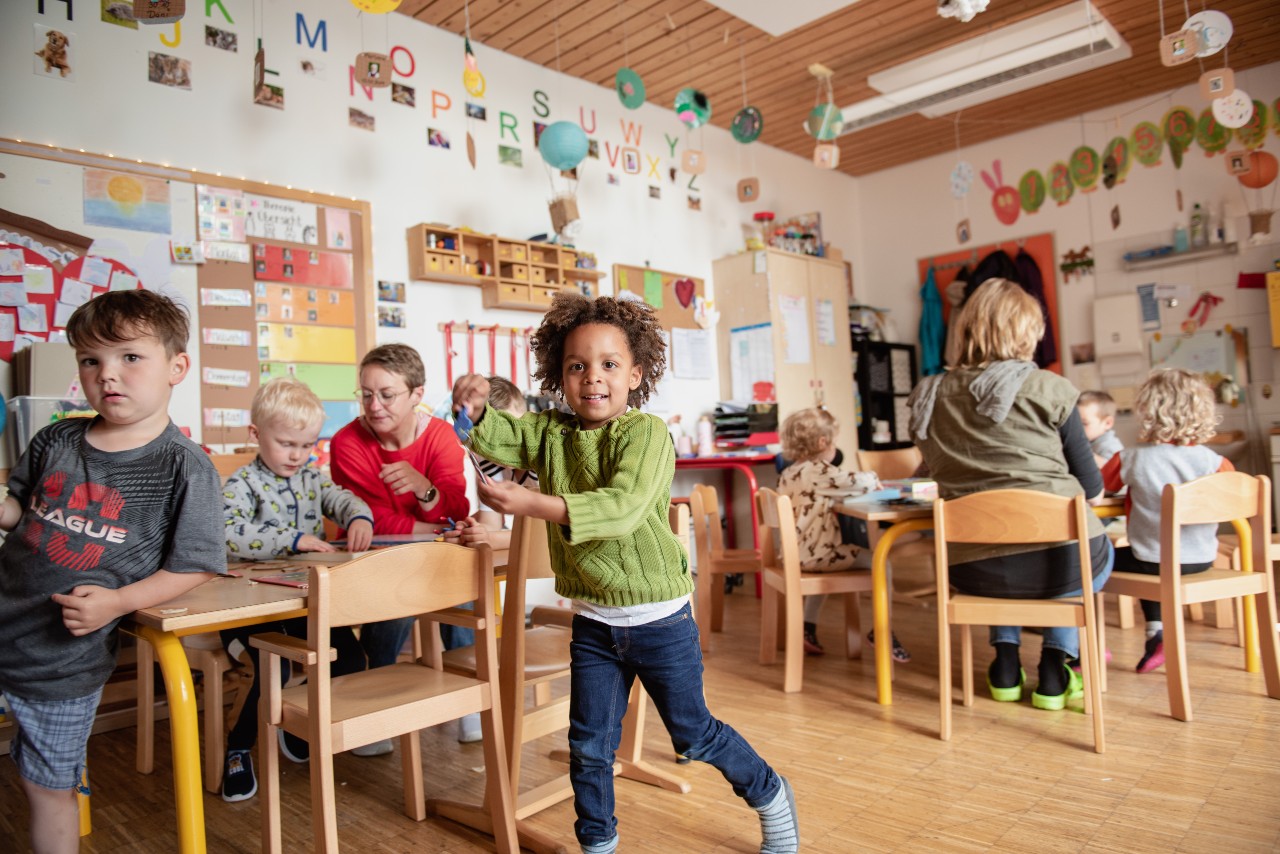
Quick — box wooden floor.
[3,592,1279,853]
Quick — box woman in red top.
[331,343,469,673]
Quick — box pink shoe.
[1136,632,1165,674]
[1068,648,1113,673]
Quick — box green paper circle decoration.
[1018,170,1046,214]
[1048,161,1074,205]
[538,121,589,171]
[674,88,711,129]
[1069,145,1100,191]
[615,68,646,110]
[732,106,764,143]
[1196,108,1231,156]
[806,104,844,140]
[1103,136,1131,184]
[1162,107,1196,151]
[1235,100,1268,149]
[1131,121,1163,167]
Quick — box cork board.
[611,264,705,331]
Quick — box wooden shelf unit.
[407,224,603,311]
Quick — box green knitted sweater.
[468,405,692,607]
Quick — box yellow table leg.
[136,626,205,854]
[1231,520,1261,674]
[872,519,934,705]
[78,766,91,837]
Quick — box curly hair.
[530,292,666,406]
[780,408,838,463]
[1135,368,1219,445]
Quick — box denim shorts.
[7,689,102,791]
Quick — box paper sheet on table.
[671,327,713,379]
[778,294,811,364]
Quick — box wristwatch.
[418,485,438,505]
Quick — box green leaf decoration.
[1196,108,1231,155]
[1048,161,1074,205]
[1019,169,1046,213]
[1070,145,1100,191]
[1131,121,1163,167]
[1103,136,1131,184]
[1236,100,1268,149]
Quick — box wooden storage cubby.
[408,224,604,311]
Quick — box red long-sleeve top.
[329,414,470,535]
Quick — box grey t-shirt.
[0,418,225,701]
[1090,429,1124,462]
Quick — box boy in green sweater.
[453,293,798,854]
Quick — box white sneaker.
[457,713,483,744]
[351,738,394,757]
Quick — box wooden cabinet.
[852,337,917,451]
[713,250,858,462]
[406,224,604,312]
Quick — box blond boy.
[1078,390,1123,468]
[0,290,225,852]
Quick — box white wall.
[851,63,1280,468]
[0,0,861,433]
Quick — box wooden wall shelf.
[406,224,602,311]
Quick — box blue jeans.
[568,603,779,847]
[990,538,1115,657]
[361,608,476,670]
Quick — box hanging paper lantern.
[1069,146,1100,192]
[1162,107,1196,150]
[950,161,975,198]
[538,121,589,171]
[1048,161,1074,205]
[1018,169,1046,213]
[1196,108,1231,155]
[1131,121,1164,166]
[616,68,645,110]
[805,104,844,140]
[732,106,764,143]
[350,0,401,12]
[1234,99,1267,148]
[1103,136,1131,183]
[1239,151,1278,190]
[673,88,711,129]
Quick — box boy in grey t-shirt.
[1078,390,1124,468]
[0,290,224,850]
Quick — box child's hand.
[452,374,491,422]
[346,519,374,552]
[476,479,534,516]
[379,461,430,498]
[296,534,337,553]
[52,586,125,637]
[443,515,490,546]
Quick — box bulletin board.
[915,232,1061,374]
[611,263,705,331]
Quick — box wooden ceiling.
[397,0,1280,176]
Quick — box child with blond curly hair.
[1102,368,1231,673]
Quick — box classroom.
[1,0,1279,851]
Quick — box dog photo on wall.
[33,24,74,81]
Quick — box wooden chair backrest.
[212,451,257,480]
[669,502,691,556]
[754,487,800,576]
[689,483,728,558]
[856,447,923,481]
[1162,472,1269,571]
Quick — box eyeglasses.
[355,388,410,406]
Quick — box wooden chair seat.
[443,626,572,682]
[1107,567,1270,604]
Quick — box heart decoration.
[673,278,696,309]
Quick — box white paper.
[203,407,252,427]
[815,299,836,347]
[59,278,95,308]
[0,248,24,276]
[778,294,811,364]
[729,322,775,402]
[671,327,713,379]
[202,241,251,263]
[53,301,77,327]
[203,367,252,387]
[14,332,44,353]
[79,257,113,287]
[0,282,29,306]
[109,270,138,292]
[0,313,15,342]
[200,288,253,307]
[23,265,55,295]
[17,304,48,333]
[203,327,253,347]
[753,251,768,274]
[245,194,319,244]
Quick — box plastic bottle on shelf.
[696,415,714,457]
[1189,203,1208,247]
[1173,221,1189,253]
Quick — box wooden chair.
[855,446,923,480]
[252,542,518,854]
[933,490,1105,752]
[756,487,871,693]
[1103,472,1280,722]
[689,483,762,652]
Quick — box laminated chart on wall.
[729,323,775,402]
[254,282,355,325]
[259,362,357,399]
[257,323,356,364]
[253,244,353,287]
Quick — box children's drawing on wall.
[377,305,406,328]
[428,128,450,149]
[34,25,74,81]
[349,108,375,131]
[607,173,619,186]
[956,219,971,244]
[102,2,137,29]
[465,102,486,121]
[376,280,405,302]
[498,145,523,167]
[688,196,701,211]
[205,25,236,52]
[587,139,599,159]
[533,122,548,148]
[325,208,351,249]
[83,169,172,234]
[147,52,190,90]
[649,186,661,200]
[300,59,325,79]
[1070,342,1095,365]
[392,83,415,107]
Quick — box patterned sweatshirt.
[777,458,862,571]
[223,458,374,560]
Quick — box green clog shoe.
[1031,664,1083,710]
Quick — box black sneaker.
[222,749,257,802]
[278,729,310,763]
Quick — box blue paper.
[454,406,473,443]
